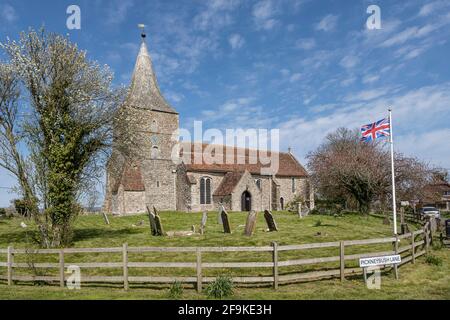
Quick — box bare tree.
[0,63,38,215]
[307,127,431,213]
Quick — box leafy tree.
[0,29,128,247]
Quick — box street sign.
[359,255,401,268]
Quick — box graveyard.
[0,210,448,300]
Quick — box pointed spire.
[126,33,177,114]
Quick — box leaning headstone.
[153,206,165,236]
[244,211,258,236]
[220,206,231,234]
[264,210,278,232]
[146,206,158,236]
[200,212,208,235]
[102,211,110,225]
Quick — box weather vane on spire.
[138,24,146,40]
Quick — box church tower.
[104,32,179,215]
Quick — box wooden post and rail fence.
[0,221,433,292]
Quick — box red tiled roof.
[180,143,308,177]
[424,182,450,193]
[213,171,245,196]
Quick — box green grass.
[0,211,448,300]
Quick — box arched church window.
[255,179,262,190]
[151,146,160,159]
[200,177,212,205]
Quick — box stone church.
[103,35,314,215]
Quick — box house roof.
[424,182,450,193]
[126,41,177,114]
[113,163,145,192]
[180,143,308,177]
[213,171,246,196]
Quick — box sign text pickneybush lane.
[359,255,401,268]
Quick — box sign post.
[359,254,401,285]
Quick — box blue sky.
[0,0,450,206]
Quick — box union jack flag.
[361,117,390,142]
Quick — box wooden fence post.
[411,233,415,264]
[272,242,278,290]
[59,249,65,288]
[424,223,430,253]
[393,235,399,280]
[7,246,13,286]
[122,243,128,290]
[339,241,345,282]
[196,248,202,293]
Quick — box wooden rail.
[0,222,432,291]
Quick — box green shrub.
[425,254,443,266]
[0,208,6,216]
[205,276,234,299]
[168,281,183,299]
[432,241,444,251]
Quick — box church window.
[292,178,296,193]
[255,179,262,190]
[157,181,160,188]
[151,119,157,132]
[151,146,159,159]
[200,177,212,205]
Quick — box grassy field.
[0,211,448,300]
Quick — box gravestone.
[146,206,158,236]
[244,211,258,236]
[102,211,110,225]
[153,206,165,236]
[220,205,231,234]
[297,202,302,218]
[200,212,208,235]
[264,210,278,232]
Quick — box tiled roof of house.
[213,171,246,196]
[424,182,450,193]
[126,41,177,114]
[180,143,308,177]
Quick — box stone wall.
[276,177,309,210]
[230,171,263,211]
[188,171,226,212]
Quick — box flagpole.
[388,109,398,235]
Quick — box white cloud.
[289,73,302,82]
[0,3,17,23]
[105,0,134,26]
[252,0,279,30]
[228,34,245,49]
[381,17,450,49]
[295,38,316,50]
[339,55,360,69]
[194,0,240,30]
[418,0,450,16]
[362,74,380,84]
[315,14,338,32]
[343,87,395,102]
[278,83,450,168]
